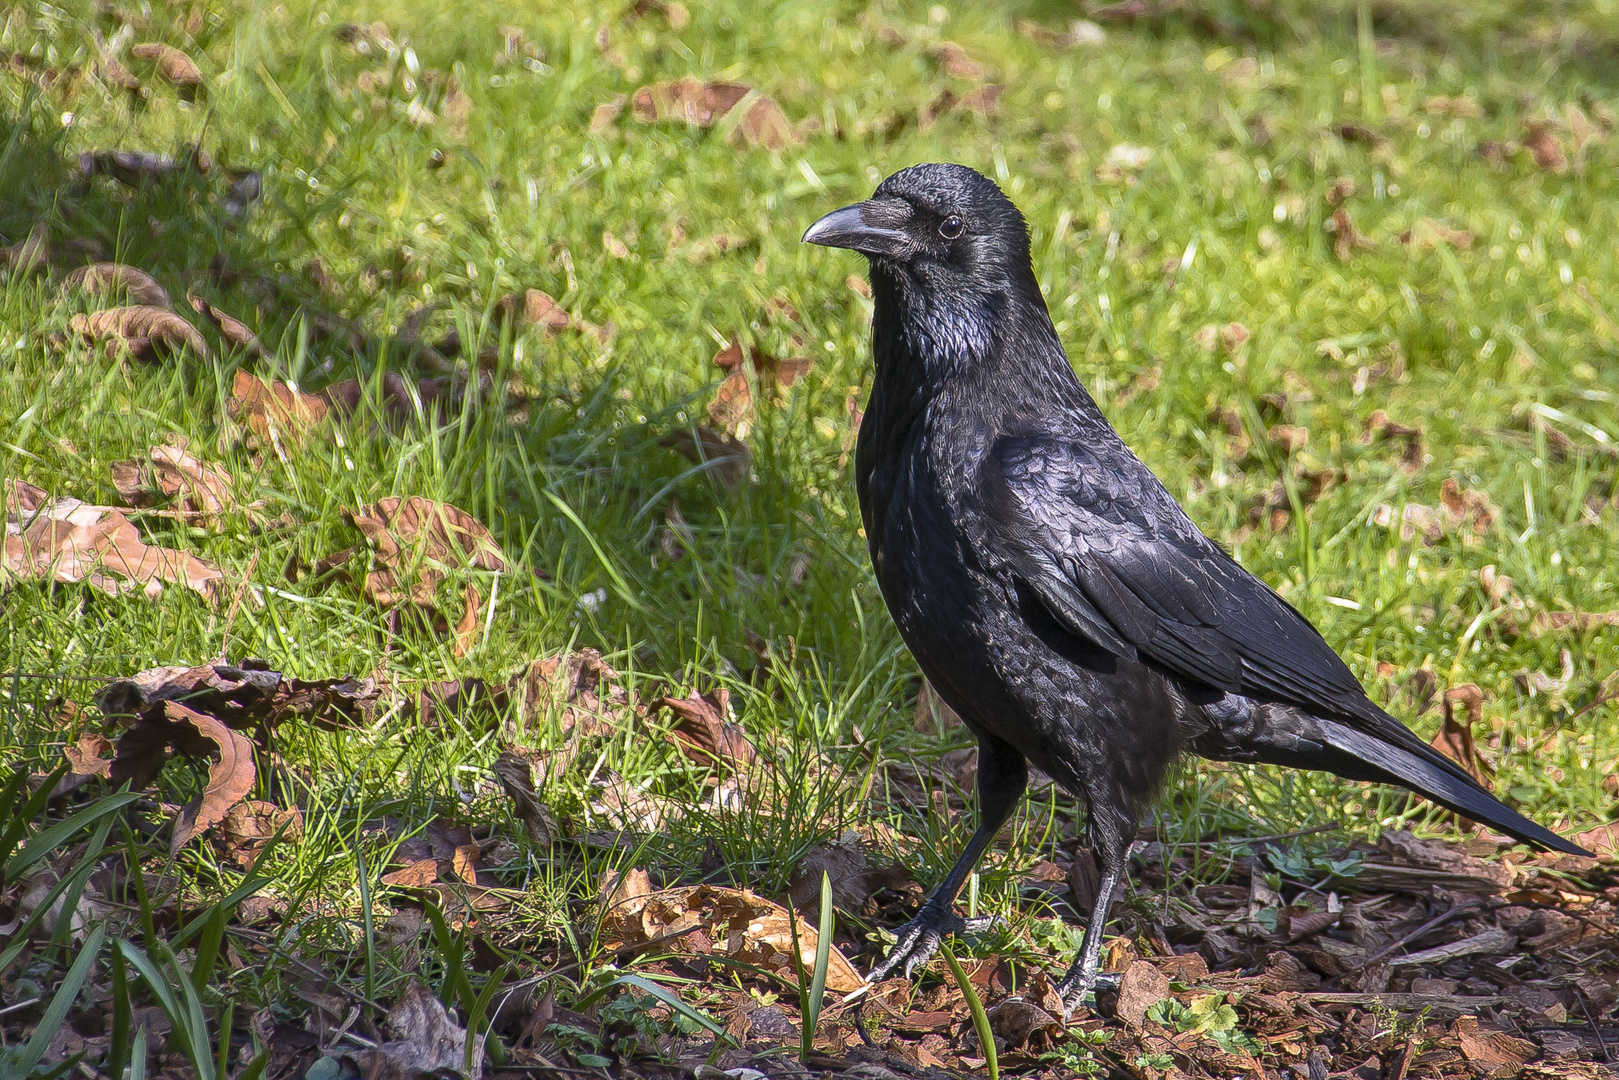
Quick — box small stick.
[1574,987,1614,1063]
[1182,822,1342,849]
[1357,898,1490,969]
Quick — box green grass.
[2,0,1617,1072]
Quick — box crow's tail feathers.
[1318,717,1590,856]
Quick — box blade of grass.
[13,923,106,1076]
[801,870,833,1060]
[941,942,998,1080]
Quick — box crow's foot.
[867,908,997,984]
[1057,968,1121,1015]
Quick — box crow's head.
[803,163,1034,295]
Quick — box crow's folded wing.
[979,435,1375,721]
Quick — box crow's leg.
[1054,796,1136,1010]
[867,733,1027,983]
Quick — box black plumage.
[802,162,1588,1007]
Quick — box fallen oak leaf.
[1331,207,1375,261]
[70,305,208,360]
[102,700,255,851]
[344,497,506,616]
[63,263,171,308]
[1399,217,1474,250]
[96,658,380,734]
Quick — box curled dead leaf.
[631,77,749,126]
[63,263,171,308]
[1331,207,1375,261]
[220,799,302,867]
[360,980,485,1080]
[492,750,558,845]
[928,40,983,79]
[70,305,208,361]
[97,658,379,734]
[1400,217,1474,250]
[188,294,272,361]
[1523,120,1567,173]
[654,688,756,773]
[345,496,506,609]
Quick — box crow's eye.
[939,215,964,240]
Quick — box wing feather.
[981,436,1371,721]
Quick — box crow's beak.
[802,201,910,257]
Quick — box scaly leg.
[1055,798,1136,1010]
[867,733,1027,982]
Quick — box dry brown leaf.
[0,223,49,276]
[493,288,608,341]
[492,750,558,845]
[219,799,302,867]
[505,648,628,735]
[64,733,115,777]
[1325,176,1356,206]
[111,439,240,526]
[63,263,170,308]
[1399,217,1474,250]
[597,882,862,992]
[928,41,983,79]
[631,77,749,126]
[590,95,627,133]
[227,370,329,445]
[130,43,202,91]
[360,980,484,1080]
[708,369,753,436]
[1431,685,1493,832]
[101,701,256,852]
[188,294,272,361]
[1425,95,1481,118]
[1523,121,1567,172]
[3,487,223,600]
[661,425,750,491]
[96,48,143,92]
[97,659,380,737]
[70,305,207,361]
[345,496,506,609]
[732,95,799,150]
[381,858,441,887]
[654,688,756,773]
[452,583,481,658]
[1331,207,1375,261]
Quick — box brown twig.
[1357,898,1490,969]
[1574,986,1614,1063]
[1182,822,1342,849]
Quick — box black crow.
[803,162,1589,1008]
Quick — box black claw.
[869,906,992,984]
